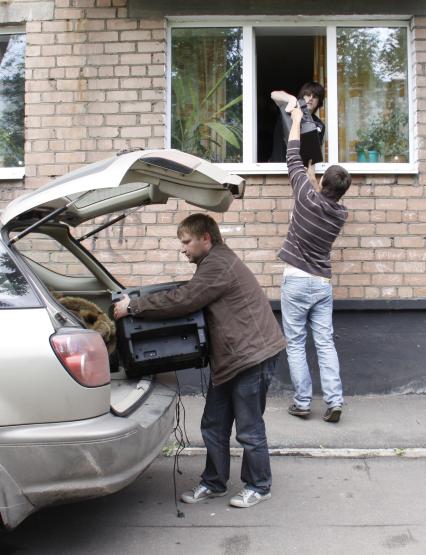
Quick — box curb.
[166,447,426,458]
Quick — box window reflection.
[171,27,243,163]
[0,33,25,168]
[0,251,39,308]
[337,27,408,163]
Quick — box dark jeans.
[200,356,276,494]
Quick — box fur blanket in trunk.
[55,295,116,354]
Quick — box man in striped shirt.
[278,101,351,423]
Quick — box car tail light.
[50,329,110,387]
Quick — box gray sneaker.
[181,484,228,504]
[323,405,342,423]
[288,404,311,418]
[229,488,271,508]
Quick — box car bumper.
[0,381,176,529]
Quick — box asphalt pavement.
[4,384,426,554]
[5,455,426,555]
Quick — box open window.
[256,27,327,163]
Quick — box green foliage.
[171,28,243,163]
[355,106,408,159]
[171,63,242,162]
[0,34,25,167]
[375,108,409,157]
[355,121,383,156]
[338,27,407,83]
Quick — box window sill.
[217,162,418,175]
[0,167,25,180]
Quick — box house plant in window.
[355,120,383,163]
[377,106,409,163]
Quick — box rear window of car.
[0,244,41,308]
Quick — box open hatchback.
[0,149,244,529]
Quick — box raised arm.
[306,160,320,191]
[288,105,303,141]
[271,90,298,112]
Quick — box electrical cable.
[171,364,210,517]
[171,372,190,518]
[200,365,209,398]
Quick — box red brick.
[375,249,406,261]
[334,236,359,248]
[339,274,371,286]
[385,211,403,223]
[371,274,403,286]
[376,199,407,210]
[348,287,364,298]
[407,250,426,261]
[380,287,398,298]
[370,211,386,222]
[333,261,362,273]
[343,224,376,236]
[395,261,425,272]
[333,287,350,299]
[263,262,283,274]
[394,236,425,247]
[407,274,426,285]
[376,223,408,235]
[345,198,375,210]
[343,248,374,261]
[244,250,277,261]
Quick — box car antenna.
[8,190,93,246]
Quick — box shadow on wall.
[175,306,426,396]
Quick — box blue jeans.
[200,357,276,494]
[281,275,343,409]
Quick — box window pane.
[15,234,93,278]
[171,27,242,163]
[337,27,408,163]
[0,34,25,168]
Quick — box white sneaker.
[229,487,271,508]
[181,484,228,504]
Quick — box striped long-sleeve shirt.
[278,140,348,279]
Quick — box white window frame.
[167,16,415,175]
[0,26,25,181]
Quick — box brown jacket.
[129,243,286,386]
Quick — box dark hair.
[177,213,223,245]
[298,81,325,112]
[321,165,351,201]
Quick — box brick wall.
[2,2,426,301]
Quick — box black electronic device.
[112,282,209,379]
[276,98,323,165]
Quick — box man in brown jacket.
[114,213,286,508]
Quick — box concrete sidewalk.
[174,393,426,456]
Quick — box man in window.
[269,81,325,162]
[277,100,351,423]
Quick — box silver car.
[0,149,244,529]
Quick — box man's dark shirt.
[269,112,325,162]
